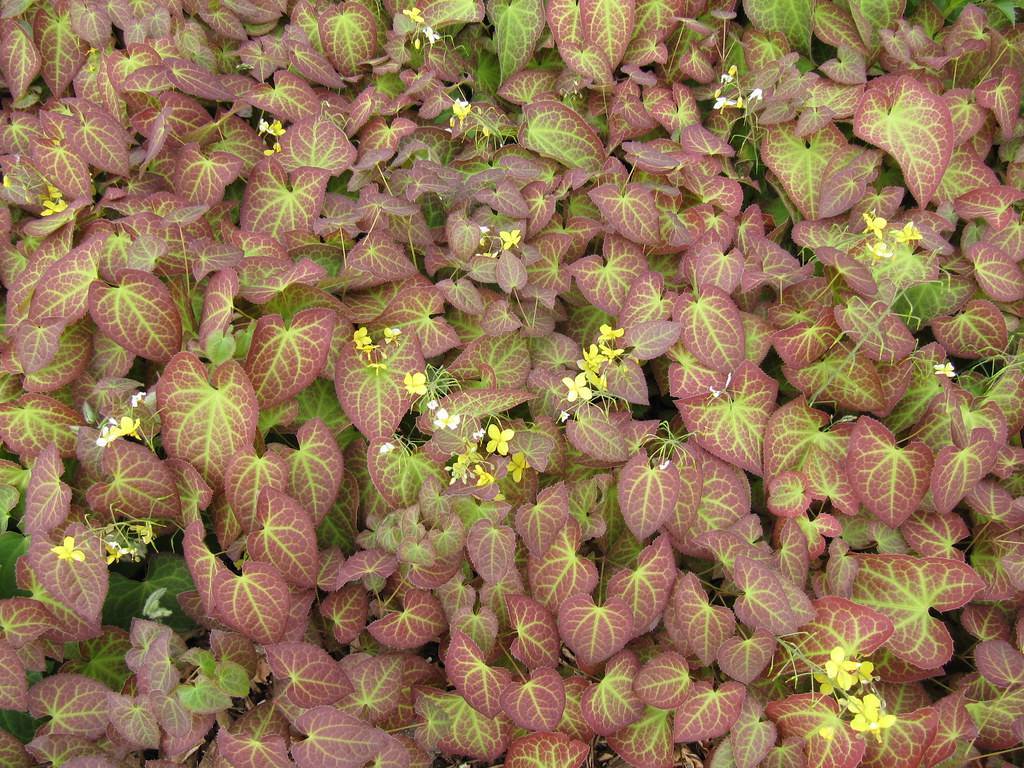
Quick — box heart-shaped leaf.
[557,593,633,667]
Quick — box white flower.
[713,97,737,110]
[130,391,146,408]
[472,429,485,441]
[709,371,733,399]
[479,225,490,234]
[433,408,461,430]
[142,587,172,620]
[659,460,671,470]
[933,362,956,378]
[95,436,108,447]
[378,442,395,455]
[423,26,440,44]
[748,88,763,102]
[720,73,734,84]
[257,118,270,133]
[453,98,470,112]
[427,399,439,411]
[559,410,570,423]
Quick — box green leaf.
[743,0,812,53]
[520,100,604,172]
[103,555,196,634]
[490,0,545,81]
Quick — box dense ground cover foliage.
[0,0,1022,765]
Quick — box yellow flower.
[404,371,428,396]
[353,327,377,353]
[598,324,624,343]
[450,99,472,128]
[824,646,861,691]
[258,119,286,137]
[383,327,402,344]
[367,361,388,371]
[868,240,893,261]
[577,344,606,374]
[40,197,68,216]
[499,229,521,250]
[486,424,515,456]
[118,416,142,440]
[728,64,738,77]
[52,536,86,563]
[562,372,592,403]
[402,6,425,24]
[861,211,887,239]
[133,521,155,546]
[599,343,624,362]
[848,694,896,742]
[933,361,956,378]
[818,726,835,741]
[262,142,281,156]
[509,452,529,482]
[473,464,495,487]
[105,541,121,565]
[450,452,473,484]
[892,222,922,244]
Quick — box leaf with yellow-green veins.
[732,555,815,635]
[264,641,351,709]
[367,588,446,650]
[276,419,342,528]
[717,630,775,684]
[500,667,565,731]
[240,157,329,239]
[606,534,675,634]
[617,452,680,540]
[558,593,633,667]
[214,560,290,645]
[520,100,604,172]
[0,393,80,458]
[606,705,674,768]
[445,630,512,717]
[848,416,932,528]
[767,694,865,768]
[505,731,589,768]
[279,117,356,175]
[172,143,243,206]
[861,706,938,768]
[673,680,745,742]
[23,444,69,537]
[416,689,512,761]
[490,0,545,81]
[0,21,40,102]
[156,353,259,489]
[27,673,109,739]
[86,439,181,522]
[515,482,570,557]
[676,286,746,371]
[792,596,893,673]
[853,76,952,208]
[292,705,389,768]
[33,5,87,96]
[505,593,561,669]
[762,122,848,221]
[931,299,1008,360]
[89,269,182,363]
[743,0,812,52]
[580,0,634,70]
[527,518,599,610]
[319,3,378,76]
[633,651,690,709]
[678,361,777,476]
[246,487,318,588]
[223,449,289,533]
[244,308,336,408]
[28,241,100,325]
[664,571,736,666]
[851,554,985,669]
[581,650,644,735]
[334,330,423,442]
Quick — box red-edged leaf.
[520,100,604,172]
[245,308,336,407]
[617,452,680,540]
[581,650,644,735]
[27,673,108,738]
[506,594,561,670]
[500,667,565,731]
[505,732,588,768]
[156,353,259,488]
[367,589,446,650]
[676,287,745,371]
[24,444,69,536]
[853,75,953,207]
[851,554,985,669]
[848,416,932,528]
[633,651,690,709]
[247,488,319,588]
[214,561,290,645]
[265,641,352,708]
[558,593,633,667]
[672,680,745,742]
[446,630,512,717]
[292,705,386,768]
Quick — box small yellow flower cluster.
[933,361,956,378]
[353,326,400,371]
[814,646,895,744]
[477,227,521,258]
[96,415,142,448]
[402,7,440,49]
[712,65,763,112]
[814,646,874,695]
[446,421,528,493]
[561,324,625,412]
[450,99,473,129]
[103,520,154,564]
[39,185,67,217]
[259,118,286,156]
[861,211,922,262]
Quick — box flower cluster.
[258,118,286,156]
[96,415,142,448]
[445,420,527,494]
[352,326,400,370]
[477,227,521,257]
[102,520,155,564]
[560,324,625,416]
[712,65,763,112]
[39,184,67,216]
[861,211,922,261]
[814,646,895,743]
[402,7,440,49]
